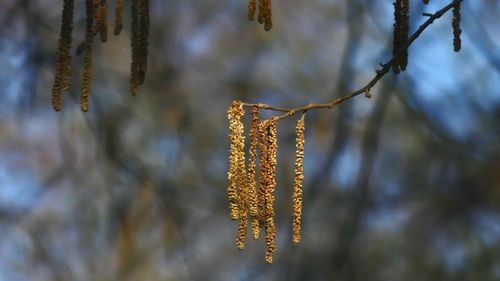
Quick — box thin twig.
[242,0,463,121]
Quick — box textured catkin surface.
[264,120,277,264]
[248,106,261,240]
[293,119,305,244]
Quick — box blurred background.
[1,0,499,280]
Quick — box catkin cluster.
[51,0,151,112]
[227,101,306,263]
[248,0,273,31]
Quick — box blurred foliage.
[0,0,499,280]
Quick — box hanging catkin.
[227,101,246,220]
[52,0,74,111]
[263,0,273,31]
[399,0,410,71]
[236,138,249,250]
[130,0,140,96]
[248,0,257,21]
[61,0,74,91]
[248,106,261,239]
[258,120,270,228]
[98,0,108,42]
[257,0,265,24]
[423,0,429,4]
[392,0,403,74]
[264,119,278,264]
[292,118,305,245]
[138,0,150,86]
[114,0,124,35]
[81,0,94,112]
[452,2,462,52]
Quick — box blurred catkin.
[51,0,74,112]
[248,0,256,20]
[130,0,140,96]
[400,0,409,71]
[114,0,124,35]
[81,0,94,112]
[392,0,409,74]
[452,2,462,52]
[98,0,108,42]
[138,0,150,86]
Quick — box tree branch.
[242,0,463,121]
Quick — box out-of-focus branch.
[242,0,463,121]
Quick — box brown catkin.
[61,0,74,91]
[227,101,246,220]
[257,120,269,227]
[257,0,265,24]
[392,0,402,74]
[81,0,94,112]
[423,0,429,4]
[399,0,409,71]
[247,106,261,240]
[99,0,108,42]
[293,119,305,245]
[114,0,124,35]
[264,119,277,264]
[138,0,150,86]
[130,0,140,96]
[452,2,462,52]
[248,0,256,20]
[263,0,273,31]
[52,0,74,111]
[93,0,101,30]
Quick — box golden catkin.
[138,0,150,86]
[292,119,305,245]
[452,2,462,52]
[248,0,256,21]
[236,136,249,250]
[98,0,108,42]
[81,0,94,112]
[227,101,245,220]
[130,0,140,96]
[114,0,124,35]
[257,120,270,227]
[52,0,74,111]
[247,106,260,240]
[392,0,402,74]
[225,101,249,249]
[264,119,277,264]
